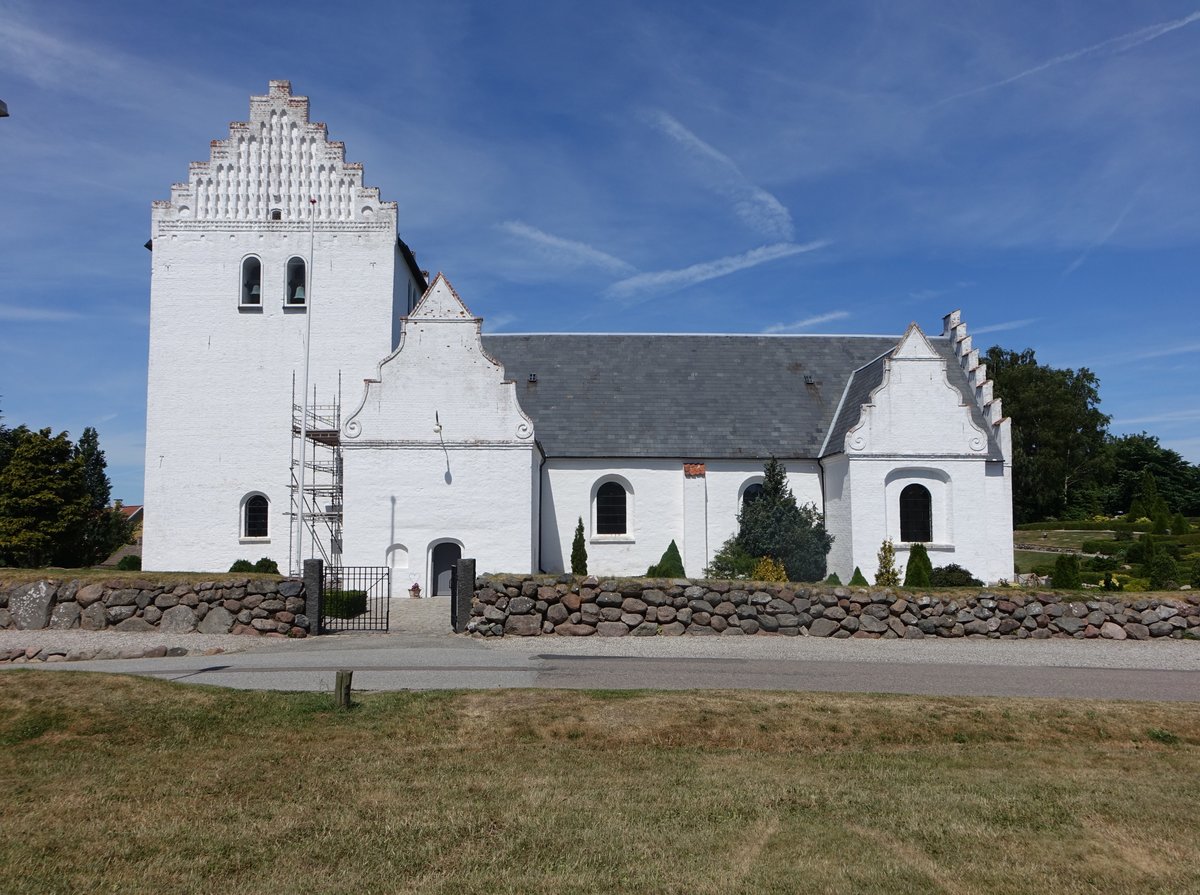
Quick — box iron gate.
[321,565,391,632]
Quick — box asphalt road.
[21,628,1200,701]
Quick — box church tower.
[143,81,426,572]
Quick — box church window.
[244,495,269,539]
[286,257,307,305]
[899,484,932,543]
[595,481,628,535]
[742,482,764,508]
[241,256,262,305]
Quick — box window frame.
[591,475,634,541]
[241,493,270,541]
[239,255,262,308]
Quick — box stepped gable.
[153,80,393,225]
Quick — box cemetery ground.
[2,672,1198,895]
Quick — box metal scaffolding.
[288,373,343,576]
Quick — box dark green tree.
[1098,433,1200,518]
[705,540,757,579]
[985,347,1110,523]
[848,567,869,586]
[1190,558,1200,589]
[1148,555,1180,590]
[647,540,685,578]
[735,457,832,581]
[1052,553,1081,589]
[0,428,90,567]
[62,426,133,566]
[1170,513,1190,536]
[903,542,933,587]
[570,517,588,575]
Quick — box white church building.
[143,81,1015,590]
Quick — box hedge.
[1014,521,1149,533]
[324,589,368,619]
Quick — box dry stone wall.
[0,577,308,640]
[470,575,1200,640]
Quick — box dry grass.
[2,675,1198,894]
[0,569,284,586]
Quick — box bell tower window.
[241,256,261,306]
[286,257,307,305]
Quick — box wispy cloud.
[936,9,1200,106]
[646,111,795,241]
[970,318,1038,335]
[0,304,84,323]
[763,311,851,334]
[1113,409,1200,426]
[1063,192,1140,276]
[605,241,829,303]
[1115,342,1200,363]
[483,312,519,332]
[497,221,635,274]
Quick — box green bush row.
[324,589,367,619]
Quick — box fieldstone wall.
[0,578,308,638]
[470,575,1200,640]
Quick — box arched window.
[742,483,764,508]
[241,256,261,305]
[595,481,628,535]
[286,257,307,305]
[899,484,932,543]
[244,495,269,538]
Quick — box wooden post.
[334,669,352,709]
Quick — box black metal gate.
[321,565,391,632]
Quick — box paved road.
[19,612,1200,700]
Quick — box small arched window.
[241,256,261,306]
[899,484,932,543]
[286,257,307,305]
[596,481,628,535]
[742,483,764,508]
[244,495,269,538]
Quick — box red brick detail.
[683,463,706,478]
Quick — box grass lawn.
[1012,530,1117,550]
[2,675,1198,894]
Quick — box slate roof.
[481,333,906,459]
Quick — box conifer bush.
[647,540,685,578]
[1052,553,1081,589]
[570,517,588,575]
[824,572,842,585]
[229,559,255,573]
[116,554,141,571]
[929,564,982,587]
[253,557,279,574]
[903,543,933,587]
[874,539,900,587]
[849,567,869,586]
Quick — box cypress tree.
[570,517,588,575]
[1052,553,1081,589]
[875,539,900,587]
[647,540,685,578]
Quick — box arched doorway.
[431,542,462,596]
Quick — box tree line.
[985,347,1200,524]
[0,409,133,568]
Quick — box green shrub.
[115,554,141,571]
[1052,553,1081,589]
[848,567,868,586]
[1015,520,1149,532]
[1148,555,1179,590]
[903,543,932,587]
[1191,558,1200,589]
[929,564,982,587]
[324,589,367,618]
[229,559,254,573]
[824,572,842,585]
[1152,512,1171,535]
[705,539,757,579]
[647,540,686,578]
[1171,513,1191,536]
[1080,539,1119,555]
[570,517,587,576]
[1086,555,1119,573]
[253,557,279,574]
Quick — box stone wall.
[0,577,308,638]
[470,575,1200,640]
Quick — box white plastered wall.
[538,458,822,577]
[339,276,538,588]
[824,324,1014,584]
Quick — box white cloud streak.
[763,311,851,334]
[936,9,1200,106]
[970,318,1038,335]
[1062,192,1140,276]
[1113,409,1200,426]
[0,304,83,322]
[498,221,636,274]
[647,111,795,241]
[605,241,830,302]
[1116,342,1200,363]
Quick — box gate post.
[452,558,475,633]
[303,558,324,636]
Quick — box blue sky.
[2,0,1199,504]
